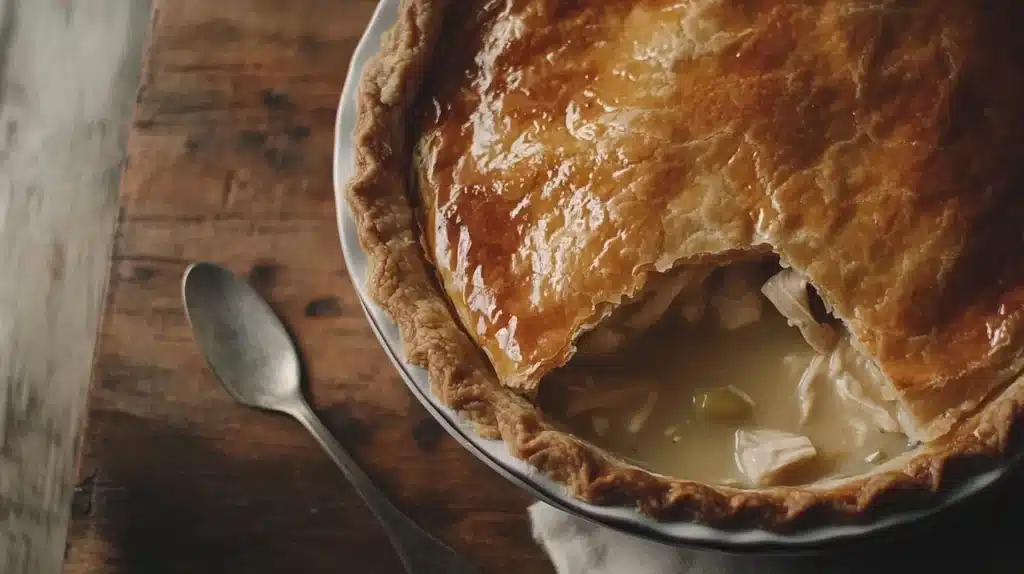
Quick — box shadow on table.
[74,409,406,574]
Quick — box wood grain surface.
[63,1,551,573]
[53,2,1024,574]
[0,1,150,573]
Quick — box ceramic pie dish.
[334,0,1024,548]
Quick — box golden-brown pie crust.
[346,0,1024,529]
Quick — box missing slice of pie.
[347,0,1024,527]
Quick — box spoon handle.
[285,400,478,574]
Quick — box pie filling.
[539,259,917,488]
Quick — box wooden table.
[63,2,551,572]
[43,2,1024,573]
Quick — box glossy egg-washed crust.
[347,0,1024,529]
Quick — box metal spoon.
[182,261,480,574]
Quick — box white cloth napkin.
[528,501,1015,574]
[529,502,802,574]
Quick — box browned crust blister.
[345,0,1024,530]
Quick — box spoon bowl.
[183,261,301,411]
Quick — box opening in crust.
[538,257,920,488]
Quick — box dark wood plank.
[65,1,552,572]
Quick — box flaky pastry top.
[413,0,1024,439]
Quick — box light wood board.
[0,1,151,573]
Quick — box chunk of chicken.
[624,272,693,332]
[828,339,902,434]
[576,267,712,357]
[796,337,923,443]
[761,270,838,353]
[711,265,764,330]
[734,429,818,487]
[627,390,660,433]
[795,354,828,426]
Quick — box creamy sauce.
[539,308,910,486]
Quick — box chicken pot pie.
[347,0,1024,527]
